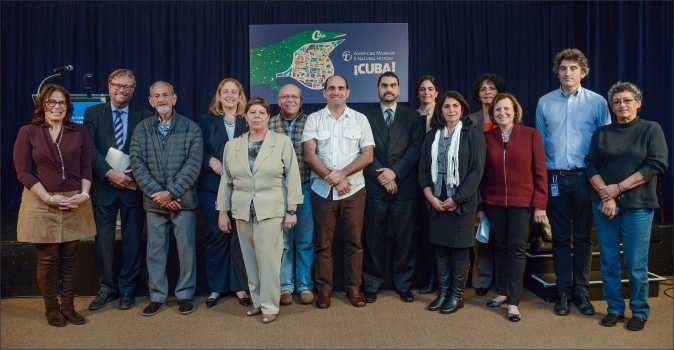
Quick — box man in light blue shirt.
[535,48,610,317]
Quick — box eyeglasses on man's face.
[280,95,301,101]
[110,83,134,91]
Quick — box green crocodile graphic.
[250,30,346,90]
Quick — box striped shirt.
[301,106,375,200]
[268,110,311,184]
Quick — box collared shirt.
[418,103,435,133]
[157,114,173,136]
[535,86,610,170]
[381,103,397,125]
[110,104,130,145]
[301,106,375,200]
[268,110,311,184]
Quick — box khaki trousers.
[236,216,283,315]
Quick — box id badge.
[550,174,559,197]
[550,184,559,197]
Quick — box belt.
[548,168,585,176]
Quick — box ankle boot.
[36,244,66,327]
[419,275,438,294]
[428,258,451,311]
[441,260,470,314]
[59,241,85,325]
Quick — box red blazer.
[481,124,547,209]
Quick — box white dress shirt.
[301,106,375,200]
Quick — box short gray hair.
[149,81,175,96]
[278,84,302,99]
[608,81,643,103]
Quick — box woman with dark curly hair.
[13,84,95,326]
[466,73,507,297]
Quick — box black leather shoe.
[397,290,414,303]
[88,292,119,310]
[627,316,647,331]
[238,295,251,307]
[554,294,570,315]
[508,312,522,322]
[364,291,377,303]
[487,298,505,308]
[118,292,135,310]
[142,301,164,316]
[572,295,595,315]
[475,288,489,296]
[601,313,625,327]
[205,294,222,308]
[178,299,194,315]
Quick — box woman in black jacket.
[419,90,486,314]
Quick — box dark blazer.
[83,102,153,206]
[363,104,424,200]
[466,110,487,133]
[418,121,486,216]
[197,114,249,193]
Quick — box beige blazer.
[216,130,303,221]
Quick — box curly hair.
[430,90,471,131]
[608,81,643,113]
[32,84,75,130]
[487,93,523,125]
[553,48,590,75]
[470,73,506,104]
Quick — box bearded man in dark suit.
[362,71,425,303]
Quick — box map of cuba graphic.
[250,30,346,90]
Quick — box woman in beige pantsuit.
[217,96,303,324]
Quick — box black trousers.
[93,198,145,294]
[484,205,532,306]
[416,195,435,281]
[362,196,417,293]
[547,172,593,298]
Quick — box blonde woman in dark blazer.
[217,97,303,324]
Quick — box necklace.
[501,125,514,143]
[53,128,65,179]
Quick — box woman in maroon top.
[478,93,547,322]
[13,84,95,327]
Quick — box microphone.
[53,65,74,73]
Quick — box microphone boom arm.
[35,72,63,104]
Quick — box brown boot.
[36,243,66,327]
[59,241,85,325]
[60,306,85,325]
[45,307,66,327]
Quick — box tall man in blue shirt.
[535,48,610,316]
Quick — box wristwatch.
[286,210,296,215]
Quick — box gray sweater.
[130,111,204,213]
[585,117,668,209]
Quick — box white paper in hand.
[104,147,136,190]
[475,216,490,244]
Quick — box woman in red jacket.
[477,93,547,322]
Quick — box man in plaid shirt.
[268,84,315,306]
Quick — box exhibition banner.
[249,23,409,103]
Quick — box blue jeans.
[280,182,315,293]
[592,204,653,320]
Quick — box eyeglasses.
[110,83,134,91]
[611,98,635,106]
[280,95,301,101]
[46,100,67,109]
